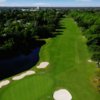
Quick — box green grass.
[0,17,100,100]
[0,75,54,100]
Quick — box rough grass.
[0,17,100,100]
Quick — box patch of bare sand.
[53,89,72,100]
[12,70,35,80]
[37,62,49,69]
[88,59,93,63]
[0,80,10,88]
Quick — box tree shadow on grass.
[51,25,66,38]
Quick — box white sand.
[53,89,72,100]
[88,59,93,63]
[74,21,77,24]
[37,62,49,69]
[12,70,35,80]
[82,36,86,39]
[0,80,10,88]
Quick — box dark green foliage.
[0,9,64,58]
[69,10,100,67]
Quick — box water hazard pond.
[0,40,46,80]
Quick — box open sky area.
[0,0,100,7]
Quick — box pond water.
[0,47,40,80]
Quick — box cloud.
[0,0,6,5]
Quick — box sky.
[0,0,100,7]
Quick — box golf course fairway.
[0,17,100,100]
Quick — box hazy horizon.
[0,0,100,7]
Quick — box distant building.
[21,6,39,12]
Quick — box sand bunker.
[37,62,49,69]
[53,89,72,100]
[82,36,86,39]
[12,70,35,80]
[88,59,93,63]
[0,80,10,88]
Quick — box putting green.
[0,17,100,100]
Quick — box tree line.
[0,9,64,58]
